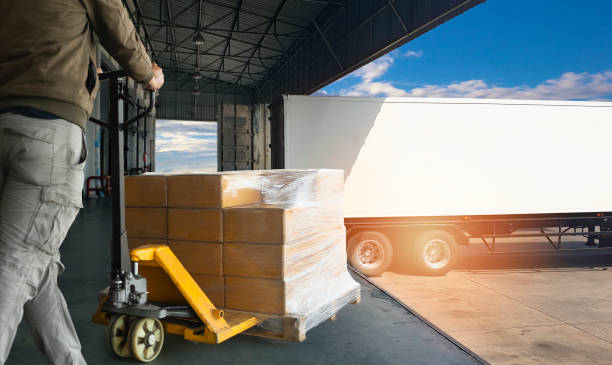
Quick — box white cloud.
[156,120,217,153]
[155,120,218,172]
[343,81,409,97]
[409,71,612,100]
[341,55,410,97]
[338,54,612,101]
[352,55,395,82]
[404,50,423,58]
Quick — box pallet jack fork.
[90,71,260,362]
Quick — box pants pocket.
[3,125,56,187]
[73,131,88,168]
[25,193,80,255]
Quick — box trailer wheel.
[411,230,456,275]
[348,231,393,277]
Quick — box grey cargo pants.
[0,113,87,365]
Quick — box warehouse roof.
[125,0,485,101]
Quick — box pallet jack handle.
[88,70,157,277]
[90,71,156,130]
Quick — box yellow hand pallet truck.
[92,245,261,362]
[89,71,260,362]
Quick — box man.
[0,0,164,363]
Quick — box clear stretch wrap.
[127,169,360,335]
[222,169,359,323]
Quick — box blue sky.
[157,0,612,172]
[320,0,612,100]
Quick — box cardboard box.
[168,208,222,242]
[223,204,341,243]
[223,227,346,279]
[125,175,167,207]
[127,237,167,251]
[167,241,222,276]
[167,173,261,208]
[224,269,351,315]
[125,208,167,238]
[139,266,224,307]
[224,276,285,314]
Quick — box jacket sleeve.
[84,0,153,83]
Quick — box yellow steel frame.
[92,244,260,344]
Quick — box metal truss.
[125,0,485,102]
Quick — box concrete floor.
[7,199,480,365]
[372,237,612,365]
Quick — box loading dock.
[371,236,612,364]
[14,0,609,363]
[7,202,482,364]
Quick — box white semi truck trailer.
[270,95,612,276]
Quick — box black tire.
[348,231,393,277]
[410,230,456,276]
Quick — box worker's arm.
[83,0,163,89]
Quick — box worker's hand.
[147,63,164,90]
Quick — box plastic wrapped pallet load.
[223,169,360,340]
[124,169,361,341]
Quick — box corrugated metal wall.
[156,90,250,122]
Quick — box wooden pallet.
[224,283,361,342]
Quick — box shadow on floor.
[389,239,612,275]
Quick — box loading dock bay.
[8,204,611,364]
[372,235,612,364]
[7,201,482,365]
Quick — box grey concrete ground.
[7,199,479,365]
[373,235,612,365]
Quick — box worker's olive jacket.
[0,0,153,130]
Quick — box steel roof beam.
[205,0,307,30]
[166,66,266,77]
[148,48,283,60]
[140,20,310,38]
[386,0,408,32]
[308,9,343,71]
[163,0,181,70]
[218,0,243,83]
[235,0,288,85]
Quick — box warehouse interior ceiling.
[124,0,485,103]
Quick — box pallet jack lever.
[123,90,155,129]
[91,70,156,130]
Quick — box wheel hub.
[422,239,451,269]
[356,240,384,268]
[145,333,156,347]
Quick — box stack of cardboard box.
[125,170,359,318]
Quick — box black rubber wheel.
[410,230,457,276]
[348,231,393,277]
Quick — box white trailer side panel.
[283,95,612,218]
